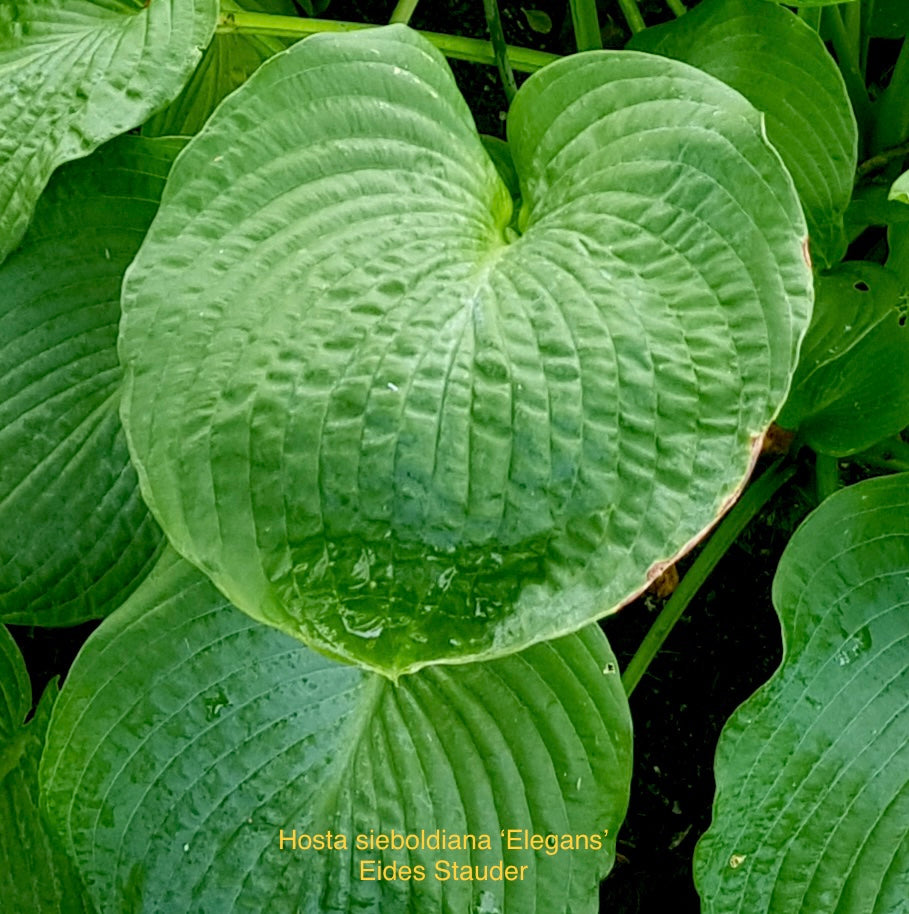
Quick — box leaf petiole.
[617,0,646,34]
[389,0,420,25]
[216,11,560,73]
[569,0,603,51]
[483,0,517,103]
[621,458,797,697]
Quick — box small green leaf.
[778,262,909,455]
[41,551,631,914]
[630,0,857,268]
[0,0,218,263]
[522,8,553,34]
[890,169,909,205]
[0,136,180,626]
[142,0,298,137]
[695,473,909,914]
[0,626,92,913]
[120,25,811,674]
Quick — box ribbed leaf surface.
[41,551,631,914]
[0,137,179,625]
[0,626,91,913]
[0,0,217,261]
[695,474,909,914]
[120,25,812,673]
[142,0,296,137]
[630,0,857,268]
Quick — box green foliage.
[119,25,810,674]
[0,137,179,626]
[630,0,857,268]
[41,549,631,914]
[142,0,298,137]
[0,627,91,912]
[868,0,909,39]
[0,0,218,263]
[778,262,909,455]
[695,474,909,914]
[1,0,908,910]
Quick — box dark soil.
[598,458,815,912]
[7,3,829,912]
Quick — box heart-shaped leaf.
[695,473,909,914]
[142,0,297,138]
[0,136,180,626]
[40,550,631,914]
[777,262,909,455]
[0,0,218,262]
[0,626,91,912]
[630,0,857,268]
[119,25,812,674]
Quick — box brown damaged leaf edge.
[640,431,765,591]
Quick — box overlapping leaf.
[0,0,217,262]
[120,25,812,673]
[142,0,297,137]
[777,262,909,455]
[41,550,631,914]
[630,0,857,267]
[695,474,909,914]
[0,136,180,626]
[0,626,91,913]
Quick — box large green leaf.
[777,262,909,455]
[142,0,297,137]
[0,136,181,626]
[0,626,91,912]
[695,474,909,914]
[630,0,857,268]
[0,0,218,262]
[40,550,631,914]
[119,25,812,674]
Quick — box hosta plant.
[1,0,907,912]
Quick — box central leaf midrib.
[311,671,387,835]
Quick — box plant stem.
[871,38,909,153]
[843,0,862,64]
[621,458,797,698]
[617,0,646,34]
[389,0,420,24]
[217,11,560,73]
[825,5,872,132]
[860,0,876,76]
[853,436,909,472]
[666,0,686,16]
[814,452,840,503]
[569,0,603,51]
[483,0,517,103]
[857,140,909,177]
